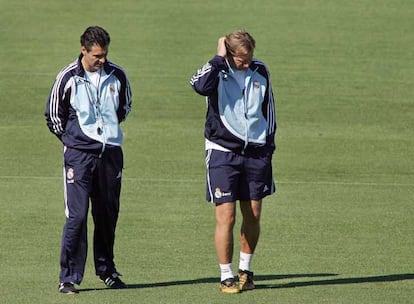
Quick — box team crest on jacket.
[109,83,116,93]
[66,168,74,183]
[253,80,260,89]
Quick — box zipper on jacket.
[84,70,115,158]
[241,68,257,154]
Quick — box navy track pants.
[59,146,123,284]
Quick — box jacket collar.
[76,54,112,76]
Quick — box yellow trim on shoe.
[220,278,241,294]
[238,270,255,291]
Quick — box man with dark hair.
[190,30,277,294]
[45,26,132,294]
[80,26,110,52]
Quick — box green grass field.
[1,0,413,303]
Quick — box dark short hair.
[80,26,110,51]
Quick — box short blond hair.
[225,30,256,56]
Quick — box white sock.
[239,252,253,271]
[219,263,234,281]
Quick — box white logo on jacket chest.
[109,83,116,94]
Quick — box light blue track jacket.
[190,55,276,155]
[45,55,132,154]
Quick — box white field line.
[0,175,413,187]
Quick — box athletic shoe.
[238,269,255,291]
[99,272,127,289]
[58,282,78,294]
[220,278,240,294]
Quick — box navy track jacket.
[45,55,132,154]
[190,55,276,155]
